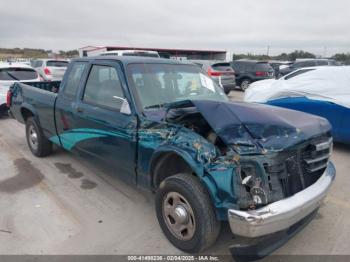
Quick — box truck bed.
[10,81,61,139]
[16,81,61,92]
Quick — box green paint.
[49,128,131,151]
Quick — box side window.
[36,61,43,67]
[232,62,242,71]
[83,65,125,110]
[63,62,88,97]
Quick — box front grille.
[264,136,332,198]
[301,137,332,187]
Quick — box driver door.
[73,60,137,184]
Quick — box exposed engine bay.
[166,106,227,154]
[163,100,332,211]
[165,105,274,210]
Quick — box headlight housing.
[238,163,269,209]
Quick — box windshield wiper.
[6,72,20,81]
[144,103,166,110]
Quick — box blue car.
[266,97,350,144]
[245,66,350,144]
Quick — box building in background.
[79,46,228,61]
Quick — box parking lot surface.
[0,90,349,256]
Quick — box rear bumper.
[228,161,335,238]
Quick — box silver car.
[32,59,69,81]
[189,60,236,94]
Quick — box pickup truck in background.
[8,56,336,257]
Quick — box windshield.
[127,63,228,110]
[0,67,38,81]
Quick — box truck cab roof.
[72,56,184,66]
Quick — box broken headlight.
[240,164,268,207]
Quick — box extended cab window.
[63,62,87,97]
[83,65,125,110]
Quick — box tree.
[287,50,316,61]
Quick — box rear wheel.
[155,173,221,253]
[25,117,52,157]
[240,79,251,91]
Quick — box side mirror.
[113,96,132,115]
[120,99,132,115]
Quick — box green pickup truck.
[8,56,335,257]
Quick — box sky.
[0,0,349,56]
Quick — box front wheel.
[155,174,221,253]
[25,117,52,157]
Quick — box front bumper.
[228,161,335,238]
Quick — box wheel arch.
[20,104,38,123]
[150,148,204,190]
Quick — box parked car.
[230,60,274,90]
[32,59,69,81]
[99,50,160,58]
[0,62,40,115]
[269,61,292,78]
[8,57,335,258]
[189,60,236,94]
[279,59,339,77]
[245,66,350,144]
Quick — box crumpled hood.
[190,100,331,153]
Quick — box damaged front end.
[160,99,335,221]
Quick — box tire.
[25,117,52,157]
[155,173,221,253]
[224,86,232,95]
[240,78,251,91]
[0,104,8,118]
